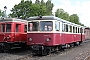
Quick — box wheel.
[0,50,4,53]
[75,42,80,46]
[3,44,11,52]
[70,43,74,48]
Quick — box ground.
[0,40,90,60]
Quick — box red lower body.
[0,33,27,52]
[27,33,85,46]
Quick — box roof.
[85,27,90,29]
[27,16,85,28]
[0,18,27,23]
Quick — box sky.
[0,0,90,27]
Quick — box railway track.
[0,40,90,60]
[84,55,90,60]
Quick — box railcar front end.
[0,18,27,52]
[27,17,63,55]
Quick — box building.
[85,28,90,40]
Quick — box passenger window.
[78,28,79,33]
[24,25,27,32]
[66,24,68,32]
[16,24,20,32]
[62,23,64,32]
[1,24,5,32]
[55,21,60,31]
[80,28,82,33]
[6,24,11,32]
[76,27,77,33]
[70,25,72,32]
[82,29,84,33]
[73,27,75,33]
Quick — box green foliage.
[41,0,45,6]
[55,8,69,21]
[69,14,79,24]
[0,10,4,17]
[35,0,40,4]
[78,23,84,26]
[9,0,84,26]
[9,0,32,19]
[9,0,54,19]
[46,0,54,15]
[55,8,84,26]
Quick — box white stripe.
[0,32,27,34]
[27,32,85,35]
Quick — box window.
[28,22,39,31]
[6,24,11,32]
[62,23,65,32]
[24,25,27,32]
[16,24,19,32]
[55,21,60,31]
[83,29,84,33]
[78,28,79,33]
[66,24,68,32]
[76,27,77,33]
[64,24,66,31]
[73,27,75,33]
[70,25,72,32]
[1,24,5,32]
[40,21,53,31]
[80,28,82,33]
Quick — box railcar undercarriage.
[31,41,82,55]
[0,42,26,53]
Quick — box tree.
[9,0,32,19]
[69,14,79,24]
[35,0,40,4]
[41,0,45,6]
[9,0,54,19]
[55,8,84,26]
[46,0,54,15]
[78,23,84,26]
[0,10,4,17]
[55,8,69,21]
[30,4,47,16]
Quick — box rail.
[84,55,90,60]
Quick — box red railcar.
[27,16,85,55]
[0,18,27,52]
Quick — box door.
[14,24,21,42]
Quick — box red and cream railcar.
[27,16,85,55]
[0,18,27,52]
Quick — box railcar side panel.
[0,33,4,42]
[20,33,27,42]
[53,33,61,45]
[27,32,85,46]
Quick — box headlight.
[7,35,11,40]
[46,38,51,42]
[28,38,32,41]
[7,36,10,39]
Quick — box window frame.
[40,21,53,31]
[15,24,21,32]
[28,21,39,31]
[1,23,5,32]
[55,21,60,31]
[6,23,12,32]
